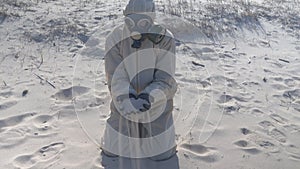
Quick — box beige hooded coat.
[102,0,177,160]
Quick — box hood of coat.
[123,0,155,18]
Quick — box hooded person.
[101,0,178,161]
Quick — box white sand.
[0,0,300,168]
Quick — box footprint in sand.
[258,120,275,129]
[217,93,253,104]
[285,144,300,161]
[283,89,300,100]
[52,86,90,101]
[284,78,297,87]
[180,143,221,162]
[237,126,281,154]
[250,108,264,117]
[255,140,278,153]
[233,140,261,155]
[244,130,280,154]
[13,142,65,169]
[0,127,28,148]
[268,128,287,143]
[0,113,58,148]
[0,101,18,111]
[0,88,20,111]
[88,96,106,108]
[283,124,300,133]
[218,94,233,103]
[0,90,14,99]
[31,114,58,137]
[270,114,288,125]
[0,112,37,129]
[0,113,36,148]
[258,120,287,143]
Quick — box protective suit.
[102,0,177,161]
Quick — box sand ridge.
[0,0,300,168]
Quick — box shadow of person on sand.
[101,152,180,169]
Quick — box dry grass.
[1,0,299,43]
[156,0,300,40]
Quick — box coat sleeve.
[141,31,177,100]
[105,32,137,102]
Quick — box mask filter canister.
[131,31,144,48]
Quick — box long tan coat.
[102,23,177,158]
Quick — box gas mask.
[125,14,166,48]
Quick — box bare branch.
[33,73,56,89]
[37,53,44,69]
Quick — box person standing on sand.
[101,0,177,161]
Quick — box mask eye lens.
[138,19,151,29]
[125,17,135,29]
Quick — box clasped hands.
[118,93,154,117]
[116,89,166,122]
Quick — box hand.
[139,89,166,110]
[118,97,150,116]
[118,98,137,116]
[138,93,154,111]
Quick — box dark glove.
[116,93,137,102]
[138,93,154,112]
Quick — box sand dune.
[0,0,300,168]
